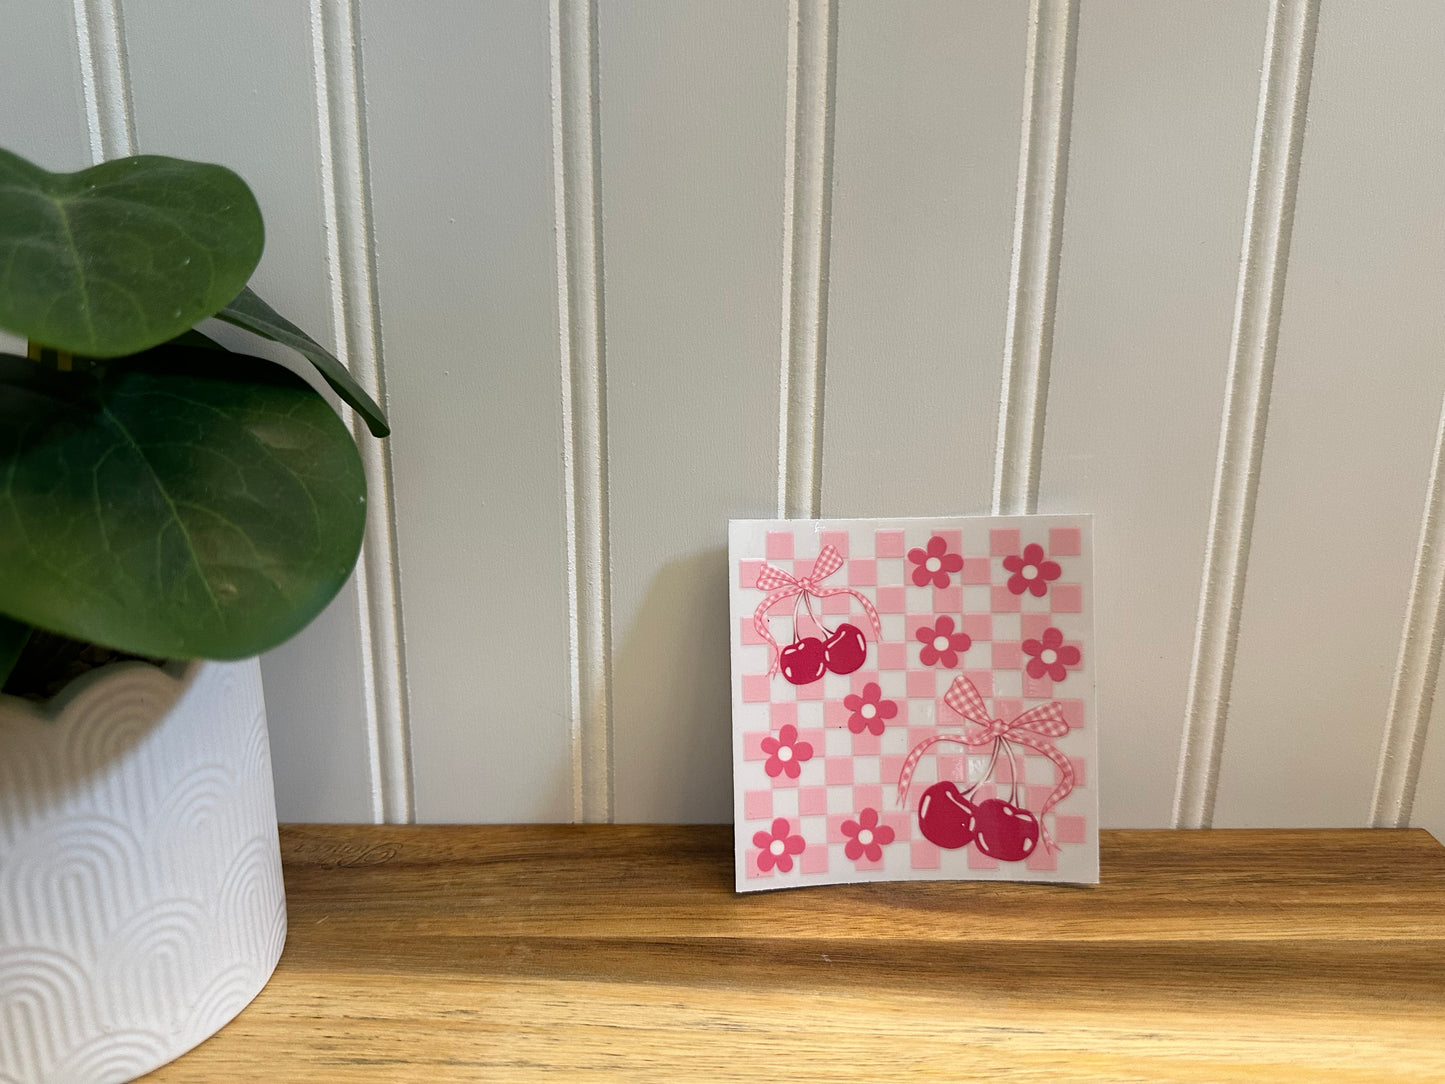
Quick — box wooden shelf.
[145,826,1445,1081]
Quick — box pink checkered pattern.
[734,518,1093,886]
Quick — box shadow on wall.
[612,548,734,823]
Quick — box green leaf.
[216,286,390,438]
[0,347,366,659]
[0,148,263,357]
[0,613,32,689]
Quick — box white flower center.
[925,556,941,572]
[933,635,950,651]
[856,829,874,846]
[1040,648,1058,665]
[777,746,793,762]
[770,839,786,856]
[861,703,877,719]
[1022,564,1038,579]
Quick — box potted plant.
[0,146,388,1082]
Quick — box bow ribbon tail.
[1004,731,1076,855]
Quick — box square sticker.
[730,515,1097,889]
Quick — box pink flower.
[908,535,964,588]
[1022,626,1081,681]
[760,724,813,779]
[917,615,971,668]
[843,682,898,735]
[841,808,895,863]
[753,817,806,872]
[1003,542,1061,597]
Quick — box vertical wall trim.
[1371,397,1445,826]
[310,0,414,824]
[1173,0,1319,828]
[551,0,614,823]
[72,0,136,160]
[991,0,1078,517]
[775,0,838,519]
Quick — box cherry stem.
[962,739,1000,800]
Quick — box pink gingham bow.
[897,675,1075,853]
[752,545,881,675]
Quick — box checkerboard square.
[824,699,850,729]
[1051,583,1083,613]
[848,558,876,585]
[850,854,886,872]
[1025,846,1057,871]
[876,586,907,613]
[825,758,854,785]
[935,754,968,783]
[992,641,1022,669]
[933,586,963,613]
[743,732,769,761]
[797,678,825,701]
[853,784,884,812]
[852,731,881,756]
[766,531,794,560]
[797,727,825,752]
[1054,814,1087,844]
[850,670,881,693]
[961,613,992,641]
[798,786,829,815]
[740,618,766,645]
[770,701,797,729]
[991,586,1021,612]
[967,847,1000,870]
[742,674,771,702]
[1026,784,1053,811]
[826,814,851,843]
[1069,757,1086,787]
[744,790,772,819]
[1049,527,1081,556]
[881,810,911,841]
[960,670,993,698]
[911,840,941,869]
[961,557,991,584]
[1058,699,1085,729]
[740,559,765,588]
[875,530,905,558]
[1023,673,1053,698]
[877,641,907,669]
[933,529,963,555]
[880,754,907,787]
[801,846,830,875]
[1021,613,1053,639]
[907,669,938,699]
[819,530,849,557]
[990,528,1021,556]
[822,593,852,614]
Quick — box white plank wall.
[358,1,573,822]
[600,1,788,822]
[1,2,1443,839]
[1042,0,1267,826]
[823,2,1024,520]
[1215,0,1445,827]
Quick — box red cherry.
[916,781,978,849]
[973,798,1040,861]
[823,622,867,674]
[779,636,826,685]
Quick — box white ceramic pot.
[0,659,286,1083]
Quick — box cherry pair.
[916,780,1040,862]
[778,622,866,686]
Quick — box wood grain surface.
[144,826,1445,1082]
